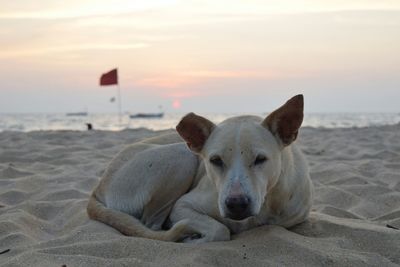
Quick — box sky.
[0,0,399,114]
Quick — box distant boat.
[66,112,88,117]
[129,112,164,119]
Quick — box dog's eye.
[210,156,224,167]
[254,155,267,166]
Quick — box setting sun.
[172,99,181,109]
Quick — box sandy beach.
[0,125,399,266]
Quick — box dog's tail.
[87,194,189,242]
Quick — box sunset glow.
[172,99,181,109]
[1,1,400,113]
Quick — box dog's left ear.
[176,112,215,153]
[262,94,304,147]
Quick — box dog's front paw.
[180,233,203,243]
[181,228,231,243]
[182,233,230,243]
[169,219,202,242]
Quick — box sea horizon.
[1,112,399,132]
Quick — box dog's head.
[176,95,304,221]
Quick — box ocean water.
[0,112,399,132]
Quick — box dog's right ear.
[176,112,215,153]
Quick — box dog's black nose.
[225,195,251,220]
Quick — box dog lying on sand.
[87,95,313,243]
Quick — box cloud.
[0,43,148,58]
[0,0,178,19]
[133,69,307,101]
[135,70,277,88]
[2,0,400,22]
[181,70,285,79]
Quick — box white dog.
[87,95,313,243]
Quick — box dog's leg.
[87,194,193,241]
[170,202,230,243]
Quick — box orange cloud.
[181,70,284,79]
[134,69,306,99]
[136,69,285,88]
[136,76,195,89]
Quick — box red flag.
[100,68,118,86]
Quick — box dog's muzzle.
[224,195,252,220]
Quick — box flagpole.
[117,83,122,127]
[100,68,121,128]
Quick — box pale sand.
[0,125,399,266]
